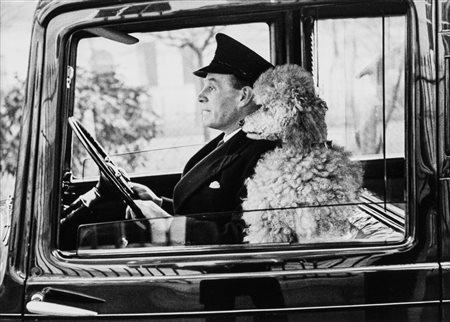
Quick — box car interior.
[58,2,408,253]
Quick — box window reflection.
[313,16,406,205]
[77,200,404,252]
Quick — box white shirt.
[223,128,241,143]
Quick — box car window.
[315,16,405,158]
[76,201,404,252]
[72,23,270,179]
[65,14,407,255]
[311,15,407,234]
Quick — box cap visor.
[193,63,235,78]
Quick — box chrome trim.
[27,262,439,284]
[26,300,98,316]
[67,237,414,263]
[22,299,442,317]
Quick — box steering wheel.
[68,116,144,220]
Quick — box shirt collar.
[223,128,241,143]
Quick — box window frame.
[55,1,414,264]
[299,1,413,241]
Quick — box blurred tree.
[0,77,24,176]
[318,17,404,156]
[153,27,221,68]
[0,70,160,179]
[355,46,404,154]
[73,68,160,177]
[1,2,37,199]
[152,26,224,141]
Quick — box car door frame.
[12,0,444,321]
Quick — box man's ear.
[237,86,254,109]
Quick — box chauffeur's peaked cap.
[193,33,274,85]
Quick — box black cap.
[193,33,274,85]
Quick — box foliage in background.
[151,26,223,141]
[0,70,160,181]
[0,77,24,176]
[73,68,160,177]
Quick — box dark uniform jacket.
[161,130,276,245]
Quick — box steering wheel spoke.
[68,117,144,220]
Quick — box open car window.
[64,12,407,255]
[72,23,270,179]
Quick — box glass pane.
[65,16,409,252]
[72,23,270,179]
[77,200,404,251]
[313,16,406,204]
[314,16,405,159]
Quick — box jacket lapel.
[173,131,246,212]
[182,133,224,174]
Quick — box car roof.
[36,0,404,26]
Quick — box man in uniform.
[128,33,276,245]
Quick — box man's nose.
[198,93,207,103]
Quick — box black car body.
[1,0,449,321]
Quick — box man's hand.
[126,200,171,220]
[61,183,102,225]
[62,171,117,218]
[126,200,172,244]
[129,182,163,206]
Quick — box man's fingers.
[63,197,84,216]
[129,182,142,194]
[117,166,129,181]
[128,183,156,201]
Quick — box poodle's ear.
[291,91,310,113]
[237,86,255,109]
[293,95,328,143]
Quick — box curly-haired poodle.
[242,64,364,244]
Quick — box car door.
[438,0,450,321]
[15,0,443,321]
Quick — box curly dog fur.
[242,64,363,243]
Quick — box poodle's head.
[243,64,328,147]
